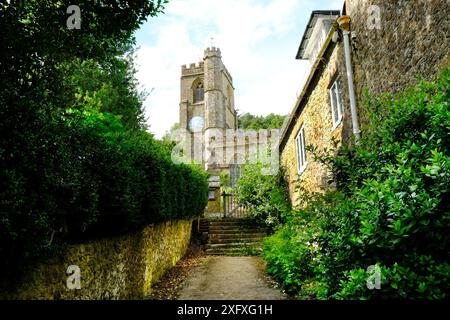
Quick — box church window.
[194,81,204,103]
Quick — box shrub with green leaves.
[263,210,320,296]
[263,65,450,299]
[236,163,291,230]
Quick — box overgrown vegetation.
[0,1,208,277]
[263,66,450,299]
[236,163,291,231]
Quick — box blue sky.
[134,0,343,138]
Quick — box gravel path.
[178,256,286,300]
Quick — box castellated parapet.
[181,61,204,76]
[204,47,222,58]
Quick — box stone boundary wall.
[1,219,192,299]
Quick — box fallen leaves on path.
[148,241,207,300]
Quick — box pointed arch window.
[194,81,204,103]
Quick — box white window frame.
[295,124,307,175]
[329,76,344,129]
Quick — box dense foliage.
[0,0,208,277]
[236,163,290,231]
[237,113,286,130]
[65,55,147,130]
[263,66,450,299]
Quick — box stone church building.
[179,47,238,170]
[178,47,238,214]
[178,47,280,215]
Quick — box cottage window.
[295,125,307,174]
[194,82,204,103]
[329,77,343,128]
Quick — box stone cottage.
[279,0,449,206]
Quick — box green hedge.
[0,0,200,279]
[263,65,450,299]
[0,108,208,275]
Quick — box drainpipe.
[337,15,361,143]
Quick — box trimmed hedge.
[0,0,199,279]
[0,108,208,275]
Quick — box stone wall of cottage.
[347,0,450,124]
[281,0,449,205]
[281,46,349,205]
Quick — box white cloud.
[135,0,343,138]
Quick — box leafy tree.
[237,112,286,130]
[64,53,148,130]
[161,122,180,145]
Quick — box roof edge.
[280,21,339,150]
[295,10,341,60]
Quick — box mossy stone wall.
[1,219,192,299]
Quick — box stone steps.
[207,237,263,244]
[206,242,260,249]
[210,220,255,225]
[208,225,245,229]
[207,219,245,226]
[208,230,255,235]
[204,218,265,256]
[198,220,210,233]
[208,227,260,234]
[208,233,266,240]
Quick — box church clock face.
[189,116,205,133]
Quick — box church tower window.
[193,81,204,103]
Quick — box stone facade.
[281,43,350,204]
[206,176,221,216]
[280,0,449,206]
[347,0,450,125]
[1,219,192,299]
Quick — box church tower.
[179,47,237,173]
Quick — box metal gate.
[221,192,249,219]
